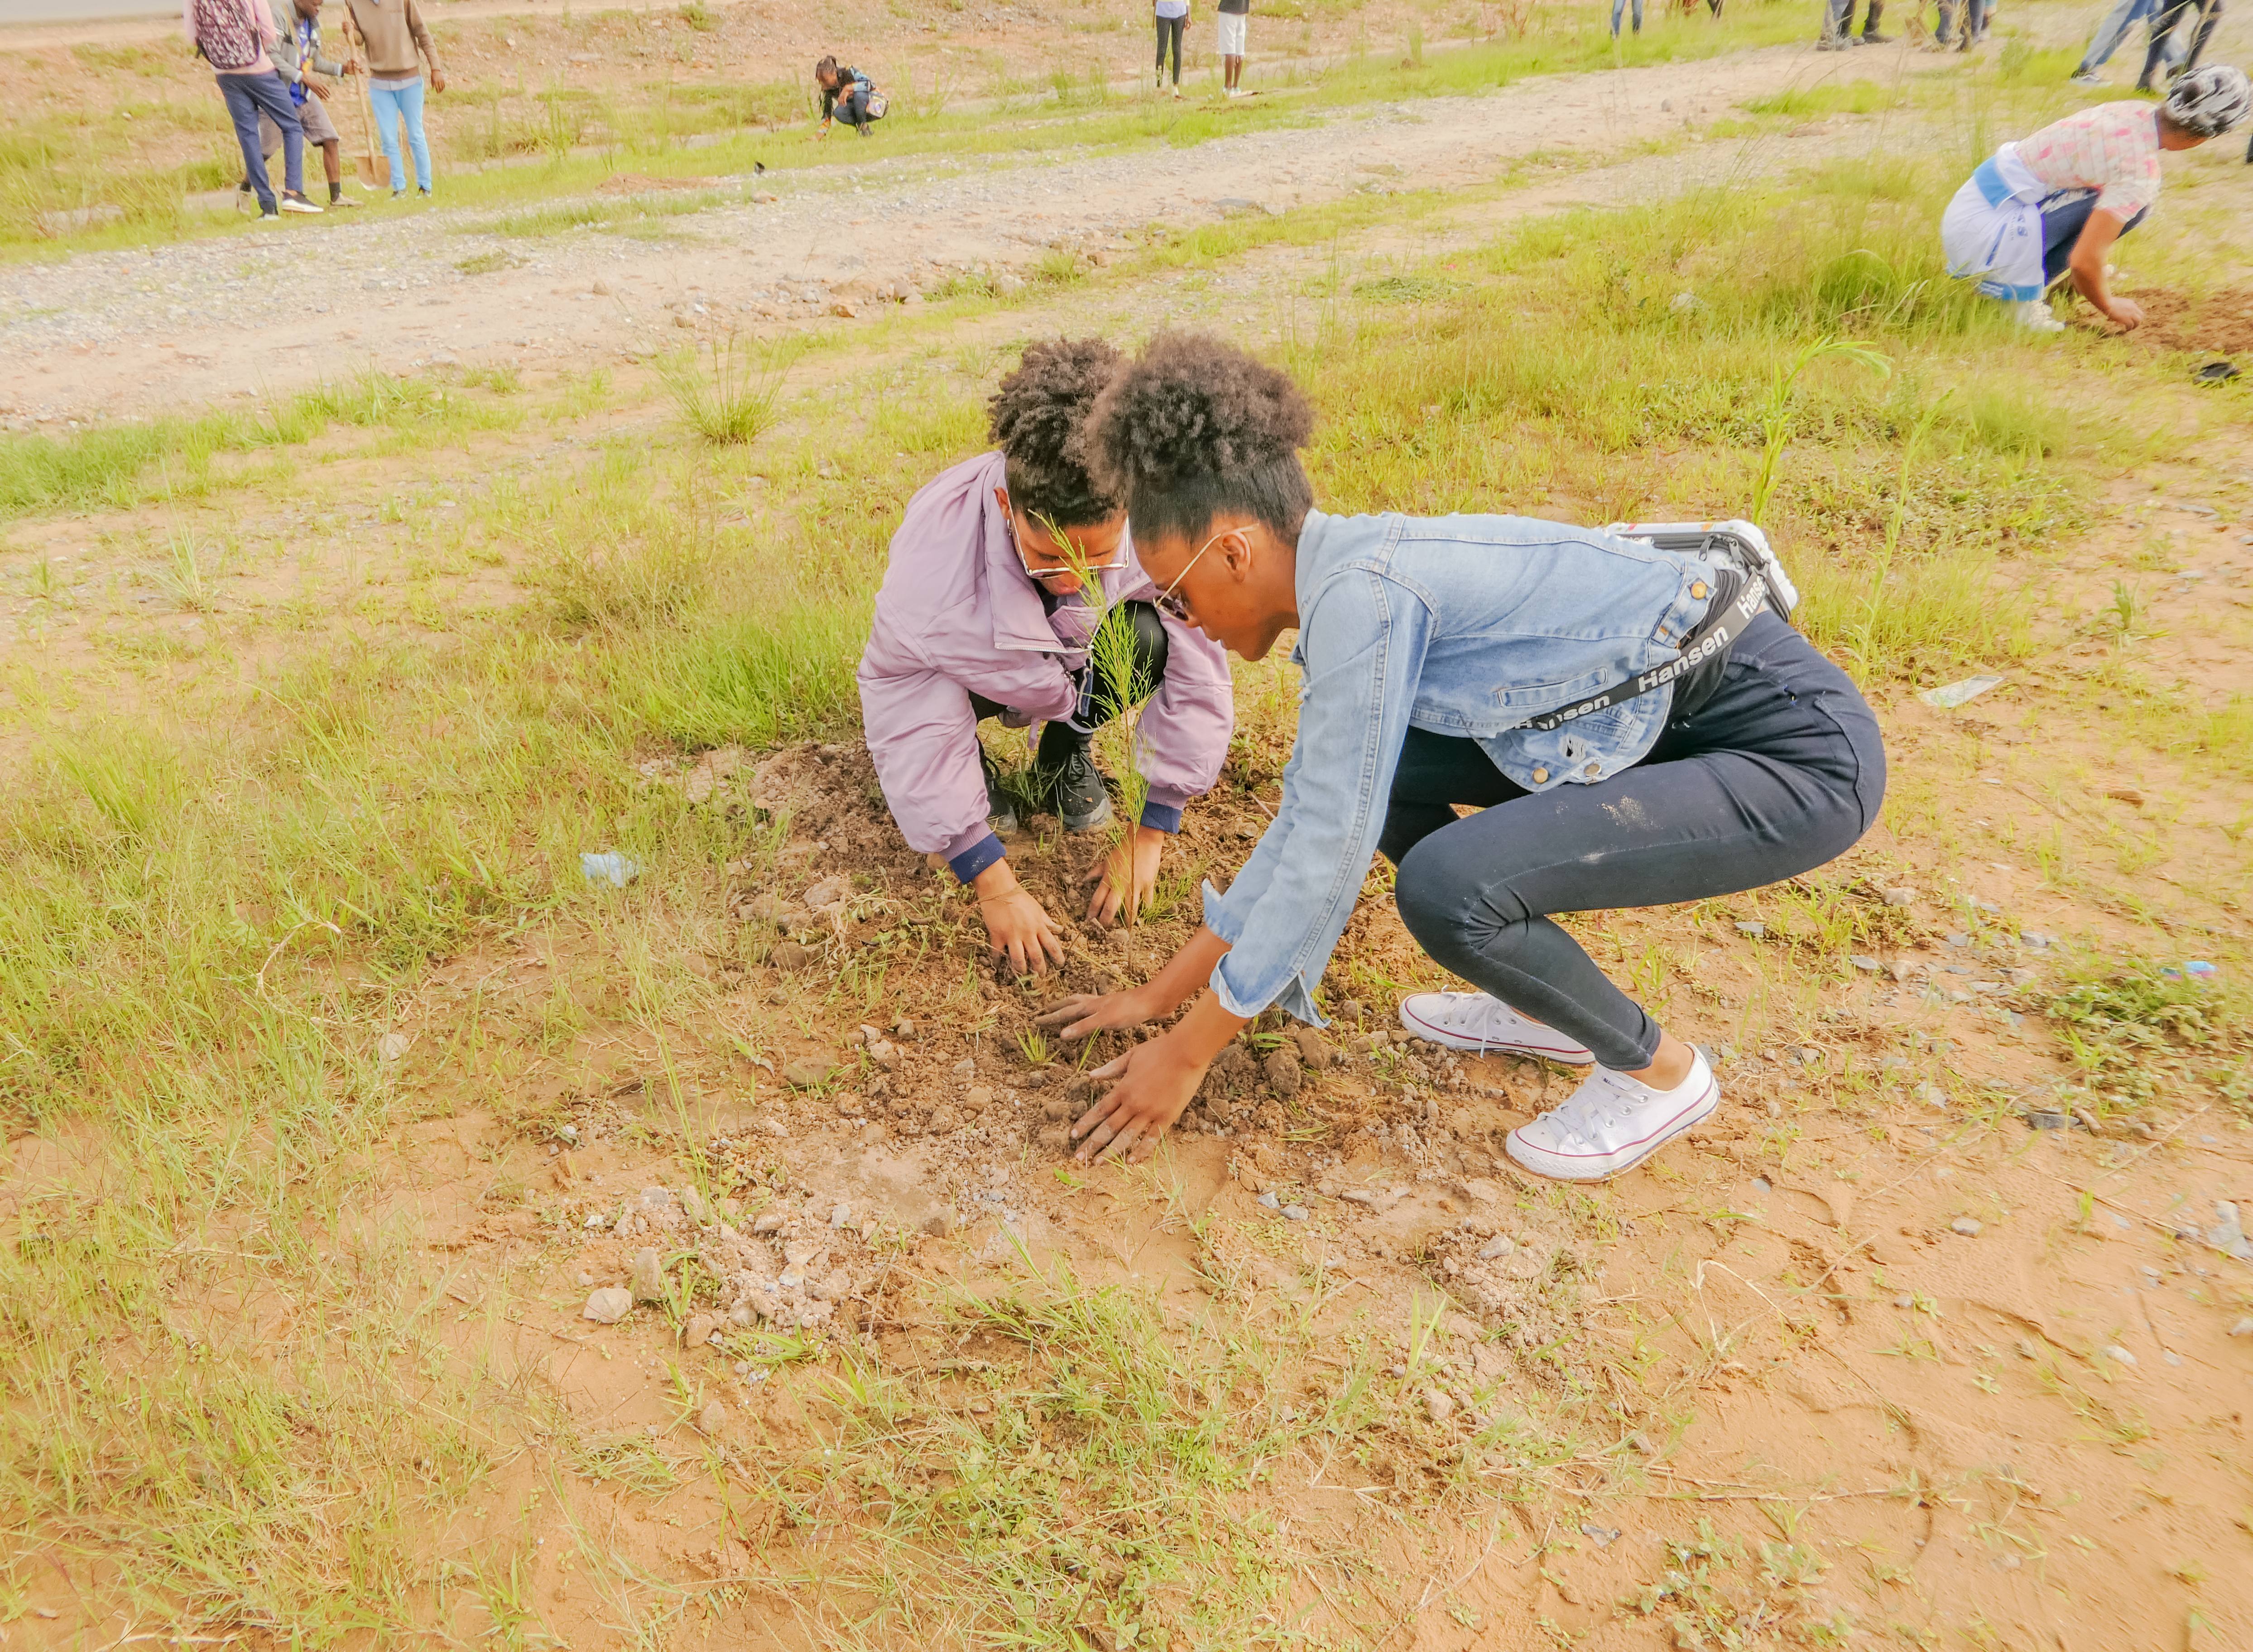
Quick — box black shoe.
[1046,744,1113,833]
[1862,28,1896,40]
[980,750,1019,837]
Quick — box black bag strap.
[1521,574,1766,734]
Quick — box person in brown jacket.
[339,0,444,198]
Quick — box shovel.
[340,12,389,190]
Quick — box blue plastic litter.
[580,851,642,887]
[2161,959,2219,984]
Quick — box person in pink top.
[857,338,1235,975]
[184,0,323,219]
[1941,67,2248,331]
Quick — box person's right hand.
[1034,987,1156,1043]
[2107,297,2145,331]
[306,73,332,97]
[977,879,1066,976]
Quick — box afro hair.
[985,336,1126,529]
[1085,331,1315,545]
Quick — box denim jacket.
[1202,509,1720,1025]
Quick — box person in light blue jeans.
[2070,0,2181,80]
[341,0,443,197]
[1612,0,1643,37]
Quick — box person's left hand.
[1068,1033,1206,1164]
[1085,823,1165,927]
[306,73,331,97]
[430,68,447,92]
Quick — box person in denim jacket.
[1039,334,1887,1181]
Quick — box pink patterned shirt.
[2015,101,2164,220]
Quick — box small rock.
[583,1287,632,1324]
[1445,1315,1481,1341]
[1949,1217,1983,1237]
[2099,1344,2136,1366]
[952,1056,976,1078]
[1340,1188,1377,1205]
[697,1400,727,1434]
[921,1210,953,1238]
[771,941,818,971]
[1477,1235,1516,1260]
[685,1312,716,1348]
[1282,1205,1309,1221]
[1263,1048,1303,1098]
[1880,886,1919,907]
[377,1030,412,1061]
[1257,1191,1280,1210]
[629,1247,668,1302]
[1337,999,1366,1020]
[783,1059,834,1088]
[830,1202,853,1229]
[1036,1124,1071,1149]
[1422,1388,1456,1423]
[750,1212,784,1235]
[1849,954,1881,972]
[1580,1524,1622,1547]
[1943,932,1970,949]
[2226,1317,2253,1337]
[965,1085,994,1111]
[1734,921,1767,938]
[2025,1109,2069,1131]
[2015,1337,2040,1359]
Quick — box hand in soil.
[1068,1036,1203,1165]
[1033,987,1154,1042]
[978,884,1066,976]
[1084,823,1167,927]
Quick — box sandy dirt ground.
[5,4,2253,1648]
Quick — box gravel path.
[0,38,1984,426]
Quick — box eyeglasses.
[1012,515,1128,585]
[1154,527,1234,623]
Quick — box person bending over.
[1942,67,2249,332]
[1037,335,1887,1181]
[857,338,1235,976]
[816,57,878,136]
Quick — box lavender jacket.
[857,451,1235,884]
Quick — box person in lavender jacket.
[857,338,1235,976]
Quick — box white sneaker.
[2013,298,2064,333]
[279,194,325,214]
[1506,1050,1719,1181]
[1398,990,1595,1065]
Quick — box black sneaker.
[1047,744,1113,833]
[980,750,1019,837]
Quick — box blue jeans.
[367,77,431,192]
[1612,0,1643,34]
[1385,614,1886,1071]
[217,70,303,213]
[2038,192,2149,283]
[2076,0,2155,68]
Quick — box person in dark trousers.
[815,57,877,136]
[1819,0,1894,48]
[1155,0,1188,98]
[2136,0,2222,89]
[1039,335,1887,1180]
[857,338,1234,973]
[184,0,322,218]
[244,0,359,209]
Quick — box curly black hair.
[985,337,1126,529]
[1085,332,1315,545]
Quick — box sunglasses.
[1154,526,1235,623]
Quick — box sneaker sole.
[1400,998,1596,1064]
[1505,1073,1720,1181]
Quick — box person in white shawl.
[1942,66,2249,332]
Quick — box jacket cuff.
[1139,800,1183,834]
[946,833,1007,886]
